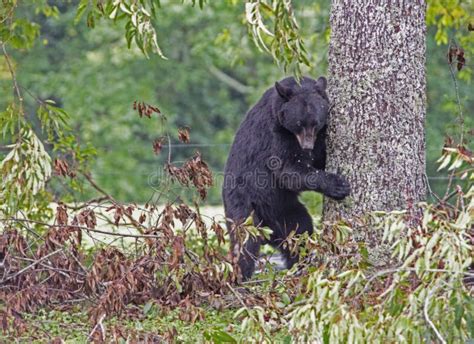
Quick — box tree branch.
[208,65,253,94]
[1,42,24,114]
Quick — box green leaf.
[205,330,237,344]
[143,301,154,315]
[74,0,89,24]
[86,11,95,28]
[281,292,291,305]
[388,287,404,317]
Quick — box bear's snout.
[296,127,316,150]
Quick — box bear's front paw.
[322,173,351,200]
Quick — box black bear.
[222,76,350,280]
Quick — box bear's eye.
[296,120,302,127]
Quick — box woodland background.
[1,0,472,208]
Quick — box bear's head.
[275,76,329,151]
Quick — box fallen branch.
[1,248,63,283]
[8,218,164,239]
[81,172,147,235]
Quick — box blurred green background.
[1,1,472,208]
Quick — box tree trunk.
[324,0,427,260]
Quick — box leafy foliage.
[427,0,472,45]
[73,0,311,78]
[238,149,474,343]
[0,128,51,213]
[245,0,310,78]
[76,0,167,58]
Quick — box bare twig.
[424,284,446,344]
[443,189,459,203]
[447,39,465,145]
[51,297,88,305]
[226,282,272,337]
[1,248,63,283]
[1,43,24,114]
[0,4,16,25]
[167,133,172,165]
[8,217,163,239]
[226,282,252,314]
[87,313,106,342]
[64,196,109,211]
[443,169,456,200]
[12,256,86,277]
[424,173,434,198]
[81,172,147,234]
[81,172,114,202]
[19,85,46,105]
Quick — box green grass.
[3,305,243,343]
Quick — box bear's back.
[224,87,276,175]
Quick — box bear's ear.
[275,82,292,101]
[315,76,327,92]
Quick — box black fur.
[223,76,350,280]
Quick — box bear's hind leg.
[226,207,262,281]
[237,237,261,280]
[272,202,313,270]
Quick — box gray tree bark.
[324,0,427,256]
